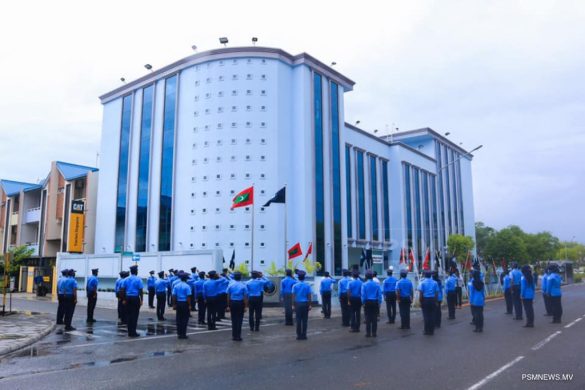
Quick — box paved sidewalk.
[0,311,55,356]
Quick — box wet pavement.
[0,311,55,356]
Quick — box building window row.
[195,58,268,71]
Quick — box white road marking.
[564,318,582,328]
[61,323,279,349]
[531,331,562,351]
[467,356,525,390]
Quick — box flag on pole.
[288,243,303,259]
[422,248,431,270]
[303,242,313,261]
[464,251,471,271]
[360,248,367,268]
[229,249,236,270]
[263,186,286,207]
[399,248,406,266]
[231,186,254,209]
[408,248,416,272]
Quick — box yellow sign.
[68,200,85,253]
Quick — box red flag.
[422,248,431,270]
[231,186,254,209]
[399,248,406,265]
[408,248,416,272]
[303,242,313,261]
[288,243,303,259]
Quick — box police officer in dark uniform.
[396,269,413,329]
[348,271,363,333]
[203,270,219,330]
[292,270,312,340]
[362,270,382,337]
[320,272,335,319]
[155,271,168,321]
[217,269,230,320]
[246,270,267,332]
[445,270,458,319]
[418,270,439,335]
[147,270,156,309]
[383,267,398,324]
[62,269,78,331]
[167,269,176,306]
[195,271,207,324]
[172,271,192,339]
[56,269,68,325]
[189,267,199,312]
[86,268,99,323]
[510,262,523,320]
[115,271,128,324]
[280,269,296,325]
[120,265,144,337]
[338,269,351,327]
[227,271,248,341]
[433,271,443,328]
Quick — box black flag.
[229,249,236,270]
[263,186,286,207]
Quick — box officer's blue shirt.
[445,275,457,292]
[418,278,439,298]
[520,277,535,300]
[155,278,168,293]
[122,275,144,297]
[203,279,218,298]
[546,273,562,297]
[86,275,98,293]
[187,276,197,294]
[361,280,382,304]
[503,274,511,290]
[348,278,363,298]
[172,281,192,302]
[147,276,156,289]
[383,276,398,293]
[195,279,205,295]
[57,277,66,294]
[338,277,351,295]
[320,277,335,293]
[115,277,125,293]
[227,281,248,301]
[396,278,413,298]
[62,277,78,296]
[541,274,549,294]
[469,283,485,306]
[217,276,230,294]
[292,281,312,303]
[246,278,267,297]
[280,276,297,296]
[436,282,444,301]
[510,269,522,286]
[168,275,177,291]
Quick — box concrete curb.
[0,314,56,357]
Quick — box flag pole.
[251,184,255,272]
[284,184,288,271]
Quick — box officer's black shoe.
[65,327,76,331]
[233,337,243,341]
[129,333,140,338]
[523,324,534,328]
[255,327,259,332]
[372,334,377,337]
[365,334,371,338]
[56,321,64,325]
[178,335,189,339]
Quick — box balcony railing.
[9,212,18,226]
[24,207,41,224]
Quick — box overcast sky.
[0,0,583,242]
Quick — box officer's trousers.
[447,291,457,319]
[156,292,166,320]
[283,294,293,325]
[399,297,411,328]
[217,293,227,319]
[63,295,76,329]
[522,298,534,326]
[471,305,484,331]
[117,297,127,324]
[349,296,362,331]
[148,287,155,308]
[206,296,217,329]
[230,300,245,340]
[543,293,552,315]
[126,296,141,336]
[87,293,97,321]
[56,294,64,324]
[190,290,197,311]
[295,302,309,339]
[175,301,189,338]
[321,292,332,318]
[197,296,206,324]
[550,296,562,322]
[385,292,397,323]
[339,296,350,326]
[504,288,513,314]
[511,285,523,319]
[364,301,379,336]
[455,286,463,307]
[421,297,436,335]
[249,296,262,331]
[434,300,442,328]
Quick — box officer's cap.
[324,271,330,277]
[191,267,197,272]
[119,271,125,277]
[208,270,217,277]
[342,269,350,276]
[365,270,374,279]
[285,269,293,276]
[149,270,155,274]
[68,269,76,276]
[91,268,99,273]
[198,271,206,278]
[400,269,408,277]
[61,269,68,276]
[423,270,432,278]
[297,270,306,280]
[121,271,130,277]
[129,265,138,273]
[352,271,359,278]
[389,266,394,272]
[251,270,260,277]
[158,271,164,277]
[178,271,189,280]
[233,271,242,281]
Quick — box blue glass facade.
[330,82,342,275]
[135,85,154,252]
[158,76,178,251]
[382,161,390,242]
[114,94,133,252]
[357,151,366,240]
[414,169,422,261]
[369,156,378,241]
[345,145,352,239]
[404,164,413,248]
[314,73,325,267]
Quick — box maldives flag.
[231,186,254,209]
[303,242,313,261]
[399,248,406,265]
[288,243,303,259]
[408,248,416,272]
[422,248,431,270]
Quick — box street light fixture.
[144,64,153,72]
[439,145,483,171]
[252,37,258,45]
[191,45,198,52]
[219,37,229,46]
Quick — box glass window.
[345,145,352,238]
[357,151,366,240]
[370,155,378,241]
[331,82,342,275]
[404,163,413,249]
[314,73,325,269]
[414,168,422,264]
[382,160,390,242]
[114,94,132,253]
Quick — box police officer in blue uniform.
[195,271,207,325]
[189,267,199,312]
[227,271,248,341]
[172,271,192,339]
[383,267,398,324]
[86,268,99,323]
[280,269,297,325]
[320,271,335,319]
[338,269,351,327]
[433,271,443,328]
[115,271,128,324]
[362,270,382,337]
[520,265,535,328]
[502,267,513,314]
[546,264,563,323]
[418,270,439,335]
[510,263,523,320]
[247,271,268,332]
[62,269,78,331]
[396,269,413,329]
[56,269,68,325]
[541,266,552,316]
[147,270,156,309]
[167,269,177,305]
[217,269,230,320]
[469,270,485,332]
[292,270,312,340]
[445,270,457,319]
[203,270,219,330]
[348,271,363,333]
[155,271,168,321]
[121,265,144,337]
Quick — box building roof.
[100,46,356,104]
[0,179,37,196]
[56,161,98,181]
[385,127,473,158]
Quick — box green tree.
[555,242,585,264]
[447,234,475,262]
[0,245,34,276]
[485,226,528,262]
[524,232,560,262]
[475,221,496,258]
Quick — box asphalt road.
[1,284,584,390]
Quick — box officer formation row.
[56,262,564,340]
